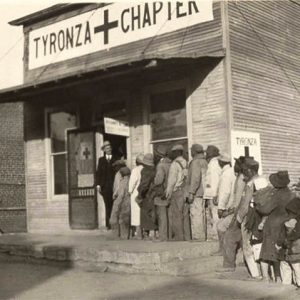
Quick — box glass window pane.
[153,139,189,161]
[53,154,68,195]
[150,89,187,141]
[50,111,76,153]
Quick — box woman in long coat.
[137,153,157,238]
[128,154,144,238]
[110,167,131,239]
[256,171,294,263]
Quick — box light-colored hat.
[155,144,168,157]
[143,153,154,166]
[136,153,144,164]
[191,144,204,153]
[171,144,184,151]
[284,218,297,229]
[101,141,111,150]
[218,154,231,163]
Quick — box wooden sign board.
[28,1,213,69]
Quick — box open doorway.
[103,134,127,159]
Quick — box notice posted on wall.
[231,130,262,174]
[104,117,130,137]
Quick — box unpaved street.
[0,259,299,300]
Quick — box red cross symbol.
[94,9,118,45]
[83,147,91,160]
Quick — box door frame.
[67,127,98,229]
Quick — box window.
[150,89,188,159]
[48,109,77,195]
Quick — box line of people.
[215,157,300,289]
[96,140,300,288]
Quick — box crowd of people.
[95,140,300,288]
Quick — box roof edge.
[9,3,93,26]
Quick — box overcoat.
[137,166,157,231]
[256,187,294,262]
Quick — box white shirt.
[217,164,236,210]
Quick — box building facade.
[0,1,299,232]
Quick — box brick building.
[0,1,299,232]
[0,102,26,232]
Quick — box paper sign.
[231,130,263,174]
[104,117,130,137]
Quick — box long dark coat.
[96,155,118,227]
[256,187,294,262]
[137,166,157,231]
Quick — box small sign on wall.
[231,130,262,173]
[104,117,129,137]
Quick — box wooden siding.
[229,0,300,183]
[23,2,223,84]
[190,60,229,153]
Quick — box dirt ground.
[0,259,299,300]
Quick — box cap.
[120,166,131,177]
[143,153,154,166]
[136,153,144,164]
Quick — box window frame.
[142,79,192,155]
[45,105,79,200]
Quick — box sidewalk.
[0,231,222,276]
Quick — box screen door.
[67,129,98,229]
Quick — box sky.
[0,0,111,90]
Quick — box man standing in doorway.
[96,141,118,228]
[186,144,207,241]
[204,145,222,241]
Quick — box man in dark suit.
[96,141,118,228]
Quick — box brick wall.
[0,102,26,232]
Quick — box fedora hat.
[191,144,204,153]
[143,153,154,167]
[136,153,144,164]
[269,171,290,188]
[101,141,111,150]
[155,144,168,157]
[205,145,219,158]
[171,144,184,151]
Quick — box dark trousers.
[102,186,113,228]
[223,220,242,268]
[156,205,168,241]
[168,189,191,241]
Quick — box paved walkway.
[0,232,220,275]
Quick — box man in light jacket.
[203,145,222,240]
[186,144,207,241]
[214,154,236,255]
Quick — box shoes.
[215,267,235,273]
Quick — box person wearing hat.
[219,158,262,276]
[186,144,207,241]
[109,166,131,239]
[256,171,294,282]
[128,153,144,239]
[152,144,172,242]
[96,141,119,228]
[212,154,236,255]
[137,153,158,239]
[276,196,300,287]
[166,144,191,241]
[203,145,222,241]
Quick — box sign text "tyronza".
[29,1,213,70]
